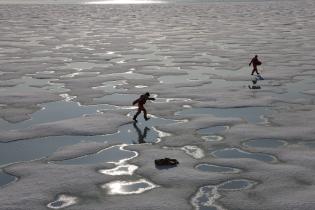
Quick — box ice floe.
[1,1,315,209]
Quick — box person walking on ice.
[249,55,262,75]
[132,92,155,122]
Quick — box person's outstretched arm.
[132,98,139,105]
[249,59,253,66]
[148,97,155,101]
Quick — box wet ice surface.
[219,179,256,191]
[272,75,315,101]
[201,135,224,142]
[243,138,287,148]
[197,126,228,135]
[212,148,277,163]
[0,171,16,187]
[196,164,241,173]
[0,123,172,167]
[181,145,205,159]
[0,100,112,131]
[1,1,315,210]
[0,135,108,166]
[191,179,257,210]
[101,179,158,195]
[58,144,137,165]
[192,185,221,210]
[177,107,270,124]
[99,164,138,175]
[47,194,78,209]
[0,100,176,166]
[94,93,139,106]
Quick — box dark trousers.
[251,67,259,75]
[133,106,148,120]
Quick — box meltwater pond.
[176,107,271,124]
[59,145,137,165]
[212,148,277,163]
[197,126,227,135]
[0,135,108,166]
[196,164,241,173]
[0,100,177,167]
[94,93,139,106]
[0,120,173,166]
[0,170,16,187]
[219,179,256,191]
[0,100,115,131]
[243,138,287,148]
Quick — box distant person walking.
[132,92,155,122]
[249,55,262,75]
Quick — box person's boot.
[133,115,138,122]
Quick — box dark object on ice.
[249,55,262,75]
[155,158,179,166]
[132,92,155,122]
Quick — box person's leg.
[254,68,260,74]
[252,69,259,75]
[133,108,141,121]
[143,108,150,120]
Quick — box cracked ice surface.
[1,1,315,210]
